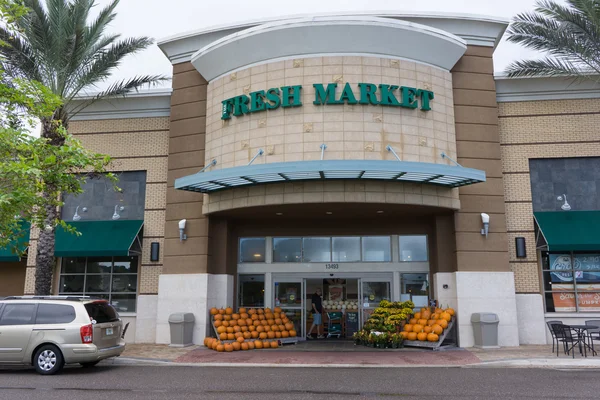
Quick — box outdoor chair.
[585,320,600,353]
[547,320,563,354]
[559,325,582,358]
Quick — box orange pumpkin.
[400,331,409,339]
[404,324,413,332]
[427,333,439,342]
[259,332,268,340]
[212,341,219,350]
[247,341,255,350]
[222,321,230,328]
[257,309,264,315]
[417,319,428,326]
[233,326,241,333]
[270,341,278,349]
[214,320,223,328]
[217,326,226,334]
[223,315,231,321]
[224,344,233,352]
[265,308,272,313]
[248,326,256,332]
[417,332,428,341]
[435,307,444,314]
[216,344,225,352]
[246,318,253,326]
[412,324,424,333]
[240,313,249,319]
[232,342,241,351]
[234,332,243,339]
[254,340,263,349]
[274,307,282,313]
[275,318,282,325]
[281,331,289,338]
[243,332,252,339]
[289,330,297,337]
[240,325,248,331]
[267,331,275,339]
[241,343,249,351]
[256,326,264,333]
[440,312,451,322]
[247,308,256,315]
[227,333,235,340]
[232,313,240,320]
[239,307,247,314]
[278,325,286,332]
[275,332,282,338]
[423,326,433,334]
[414,312,421,320]
[445,308,455,316]
[251,331,259,338]
[253,320,260,327]
[432,325,443,335]
[251,314,259,321]
[236,336,245,343]
[409,318,417,325]
[284,322,294,330]
[204,337,212,346]
[427,320,437,327]
[407,332,418,341]
[421,310,432,320]
[210,307,219,315]
[225,307,233,315]
[267,319,275,326]
[261,320,268,326]
[266,315,274,322]
[219,332,227,340]
[438,319,448,329]
[263,325,271,332]
[214,314,223,321]
[226,327,234,334]
[218,309,225,315]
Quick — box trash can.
[169,313,195,347]
[471,313,500,348]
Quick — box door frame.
[272,277,305,338]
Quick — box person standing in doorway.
[307,288,325,339]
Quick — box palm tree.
[506,0,600,80]
[0,0,165,295]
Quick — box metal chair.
[585,320,600,354]
[546,320,563,354]
[326,312,343,339]
[560,325,582,358]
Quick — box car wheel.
[34,345,64,375]
[80,361,100,368]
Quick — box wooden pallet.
[402,318,457,351]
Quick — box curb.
[465,359,600,369]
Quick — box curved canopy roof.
[175,160,486,193]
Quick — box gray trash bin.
[169,313,195,347]
[471,313,500,348]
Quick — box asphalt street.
[0,364,599,400]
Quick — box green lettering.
[400,86,418,109]
[221,98,234,120]
[416,89,435,111]
[281,85,302,107]
[249,90,266,113]
[313,83,341,105]
[233,95,250,116]
[358,83,379,105]
[378,84,400,106]
[265,88,281,110]
[338,82,358,104]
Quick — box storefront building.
[1,11,599,347]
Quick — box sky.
[91,0,557,89]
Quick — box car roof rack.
[1,295,104,302]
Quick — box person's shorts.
[313,313,322,325]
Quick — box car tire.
[80,361,100,368]
[34,345,64,375]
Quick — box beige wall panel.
[171,85,208,106]
[172,70,207,90]
[143,210,166,237]
[453,89,498,108]
[171,101,207,121]
[77,132,168,157]
[164,218,209,239]
[166,187,204,205]
[139,265,162,294]
[455,232,508,252]
[499,98,600,116]
[162,255,208,275]
[458,194,507,214]
[458,158,503,178]
[454,105,498,125]
[501,142,600,173]
[165,202,205,221]
[456,251,510,271]
[167,167,205,187]
[455,212,507,233]
[503,173,532,202]
[173,62,196,74]
[169,135,206,154]
[0,262,26,296]
[164,237,209,257]
[107,158,168,183]
[459,177,505,196]
[456,141,502,160]
[504,202,535,232]
[455,123,499,143]
[452,56,494,74]
[145,183,167,210]
[168,151,205,171]
[464,46,494,57]
[499,114,600,144]
[451,72,495,91]
[169,117,207,137]
[510,262,541,293]
[68,117,169,134]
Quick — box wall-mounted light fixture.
[73,206,87,221]
[150,242,160,262]
[112,205,125,220]
[179,219,187,241]
[481,213,490,238]
[557,194,571,211]
[515,237,527,258]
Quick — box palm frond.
[0,27,42,81]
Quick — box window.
[332,237,361,262]
[362,236,391,262]
[59,256,138,312]
[85,302,119,323]
[302,237,331,262]
[239,238,266,263]
[401,273,429,308]
[0,304,36,325]
[273,238,302,262]
[399,236,428,262]
[542,252,600,313]
[36,304,76,324]
[238,275,265,307]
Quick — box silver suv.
[0,296,126,374]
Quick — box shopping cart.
[326,312,343,338]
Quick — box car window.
[0,304,37,325]
[85,301,119,323]
[35,304,76,324]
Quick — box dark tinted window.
[85,302,119,323]
[35,304,76,324]
[0,304,36,325]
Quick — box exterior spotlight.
[481,213,490,238]
[179,219,187,241]
[112,205,124,220]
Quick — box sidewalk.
[118,342,600,368]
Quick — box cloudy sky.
[95,0,552,87]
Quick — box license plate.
[106,328,113,336]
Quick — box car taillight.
[80,324,93,344]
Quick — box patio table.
[567,325,598,357]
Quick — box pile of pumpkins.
[401,306,455,343]
[204,306,298,352]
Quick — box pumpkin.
[243,332,252,339]
[214,320,223,328]
[204,337,212,346]
[289,330,297,337]
[403,324,413,332]
[236,336,245,343]
[251,314,259,321]
[210,307,218,315]
[431,313,439,320]
[409,318,417,325]
[227,333,235,340]
[281,331,289,338]
[232,313,240,320]
[267,331,275,339]
[246,318,253,326]
[432,324,443,335]
[271,325,279,332]
[240,313,249,319]
[265,308,272,313]
[270,341,278,349]
[219,332,227,340]
[427,333,439,342]
[265,314,274,321]
[218,309,225,315]
[407,332,418,341]
[226,327,234,334]
[257,309,264,314]
[223,315,231,321]
[435,307,444,314]
[275,332,282,338]
[423,326,433,334]
[233,326,241,333]
[241,343,249,351]
[224,344,233,352]
[212,341,219,350]
[400,331,409,339]
[278,325,286,332]
[285,322,294,330]
[222,321,230,328]
[232,342,241,351]
[214,314,223,321]
[234,332,243,338]
[239,307,247,314]
[256,326,264,333]
[427,320,437,327]
[412,324,424,333]
[438,319,448,329]
[414,312,421,320]
[254,340,263,349]
[275,318,282,325]
[248,326,256,332]
[251,331,259,338]
[216,326,226,334]
[420,307,429,313]
[421,310,432,320]
[263,325,271,332]
[445,308,455,316]
[247,341,255,350]
[239,321,247,328]
[417,319,428,326]
[225,307,233,315]
[267,319,275,326]
[253,320,260,326]
[417,332,428,341]
[274,307,282,313]
[259,332,268,340]
[241,326,248,332]
[440,312,451,322]
[216,344,225,352]
[261,320,268,326]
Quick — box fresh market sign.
[221,83,434,120]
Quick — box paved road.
[1,364,599,400]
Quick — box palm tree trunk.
[35,189,57,295]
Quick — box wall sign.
[221,83,435,120]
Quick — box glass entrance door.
[273,279,304,338]
[359,279,392,328]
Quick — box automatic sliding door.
[274,280,304,338]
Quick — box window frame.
[238,237,267,263]
[398,235,429,262]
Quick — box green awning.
[534,211,600,251]
[55,220,143,257]
[0,221,30,262]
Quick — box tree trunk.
[34,188,57,295]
